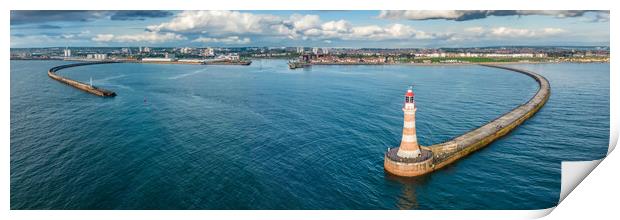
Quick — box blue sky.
[10,10,610,48]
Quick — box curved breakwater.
[385,64,551,176]
[428,64,550,169]
[48,62,118,97]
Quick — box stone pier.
[385,64,550,177]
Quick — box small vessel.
[203,59,252,65]
[288,60,311,69]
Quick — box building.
[180,47,193,54]
[312,47,320,55]
[164,52,175,59]
[534,53,548,58]
[296,47,304,54]
[142,47,151,53]
[177,59,205,63]
[202,48,215,57]
[321,48,329,55]
[217,53,240,61]
[142,57,176,62]
[86,54,108,60]
[63,47,71,57]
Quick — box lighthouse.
[384,85,433,177]
[396,86,422,158]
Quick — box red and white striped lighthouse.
[396,86,422,158]
[384,85,433,177]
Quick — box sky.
[9,10,610,48]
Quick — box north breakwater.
[48,61,118,97]
[385,64,551,177]
[48,60,253,97]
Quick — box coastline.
[304,60,608,66]
[12,57,609,66]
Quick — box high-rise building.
[87,54,108,60]
[202,48,215,57]
[312,47,319,55]
[63,47,71,57]
[180,47,193,54]
[296,47,304,54]
[321,48,329,55]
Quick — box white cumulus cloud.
[144,10,447,42]
[92,32,186,43]
[91,11,575,46]
[192,36,251,44]
[464,26,566,38]
[146,10,282,34]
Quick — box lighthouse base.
[384,147,434,177]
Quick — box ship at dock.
[204,59,252,65]
[288,54,312,69]
[288,60,311,69]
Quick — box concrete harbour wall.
[429,64,550,171]
[385,64,551,176]
[48,62,117,97]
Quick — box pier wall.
[384,64,550,177]
[429,64,550,172]
[48,62,118,97]
[48,60,253,97]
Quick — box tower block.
[384,86,434,177]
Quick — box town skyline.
[10,10,610,48]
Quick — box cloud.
[11,10,603,47]
[287,14,322,31]
[378,10,609,21]
[299,22,446,41]
[464,26,565,38]
[10,30,95,47]
[12,30,92,39]
[10,10,173,25]
[192,36,251,44]
[10,24,63,30]
[92,32,186,43]
[146,10,282,34]
[110,11,173,21]
[33,24,63,29]
[146,10,446,42]
[587,12,610,22]
[11,10,109,25]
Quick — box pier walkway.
[385,64,550,176]
[427,64,550,170]
[48,61,118,97]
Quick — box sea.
[10,60,609,209]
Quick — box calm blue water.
[10,60,609,209]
